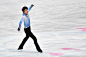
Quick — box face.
[23,9,28,15]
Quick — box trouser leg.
[29,31,42,52]
[18,27,30,49]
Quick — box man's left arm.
[28,4,34,12]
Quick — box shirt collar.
[23,13,29,19]
[23,13,26,16]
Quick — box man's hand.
[17,28,20,31]
[31,4,34,7]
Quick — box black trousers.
[18,26,42,51]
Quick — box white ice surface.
[0,0,86,57]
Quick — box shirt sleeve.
[28,5,34,12]
[28,6,32,12]
[19,18,24,29]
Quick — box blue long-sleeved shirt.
[18,6,32,29]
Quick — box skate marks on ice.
[0,35,51,57]
[0,28,86,56]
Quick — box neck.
[23,13,28,15]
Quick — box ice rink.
[0,0,86,57]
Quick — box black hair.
[22,6,28,12]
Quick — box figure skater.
[17,4,43,53]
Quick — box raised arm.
[28,4,34,12]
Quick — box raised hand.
[31,4,34,7]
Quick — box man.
[17,4,43,53]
